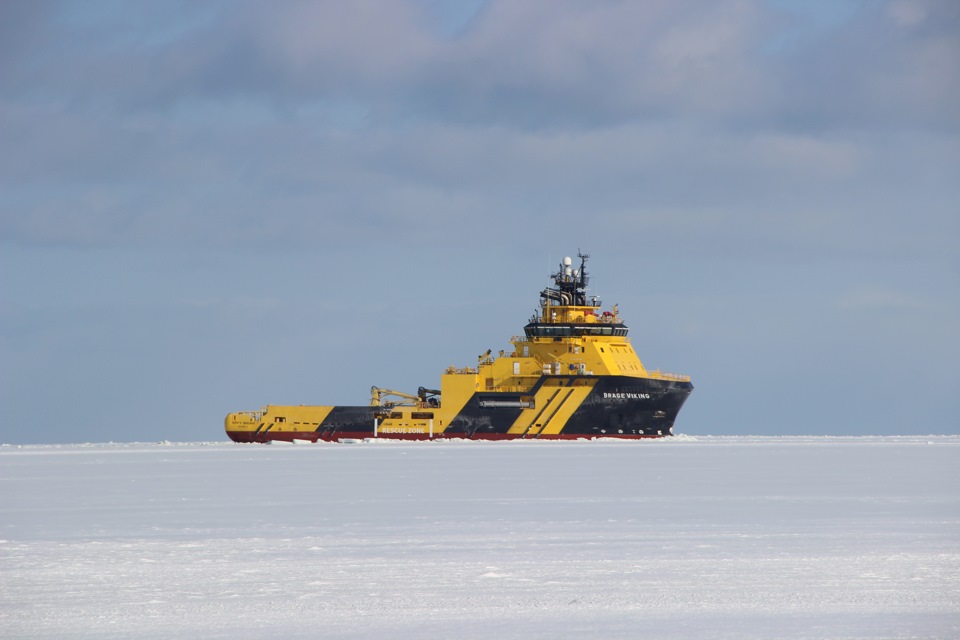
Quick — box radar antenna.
[540,251,594,307]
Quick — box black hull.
[228,376,692,443]
[445,375,692,438]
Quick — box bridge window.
[525,324,628,338]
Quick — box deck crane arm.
[370,386,420,407]
[370,386,442,408]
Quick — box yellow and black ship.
[225,253,692,443]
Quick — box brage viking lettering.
[603,392,651,400]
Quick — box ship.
[225,252,692,443]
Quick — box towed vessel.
[225,252,692,442]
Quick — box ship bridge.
[528,252,628,338]
[524,322,629,338]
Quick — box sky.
[1,0,957,444]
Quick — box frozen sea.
[1,436,958,639]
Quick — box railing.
[485,384,536,393]
[444,366,478,375]
[649,370,691,382]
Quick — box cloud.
[887,0,930,27]
[768,0,959,132]
[836,286,931,311]
[0,0,956,258]
[4,0,956,130]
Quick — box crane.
[370,386,441,408]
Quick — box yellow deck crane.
[370,386,441,409]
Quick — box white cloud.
[886,0,928,27]
[836,287,931,311]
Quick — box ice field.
[2,436,958,639]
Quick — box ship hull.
[226,375,692,443]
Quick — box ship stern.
[224,411,262,443]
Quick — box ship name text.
[604,392,651,400]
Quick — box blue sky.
[1,0,957,444]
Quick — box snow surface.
[2,436,958,639]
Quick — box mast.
[539,251,599,311]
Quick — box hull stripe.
[544,383,595,436]
[517,387,562,437]
[539,387,578,436]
